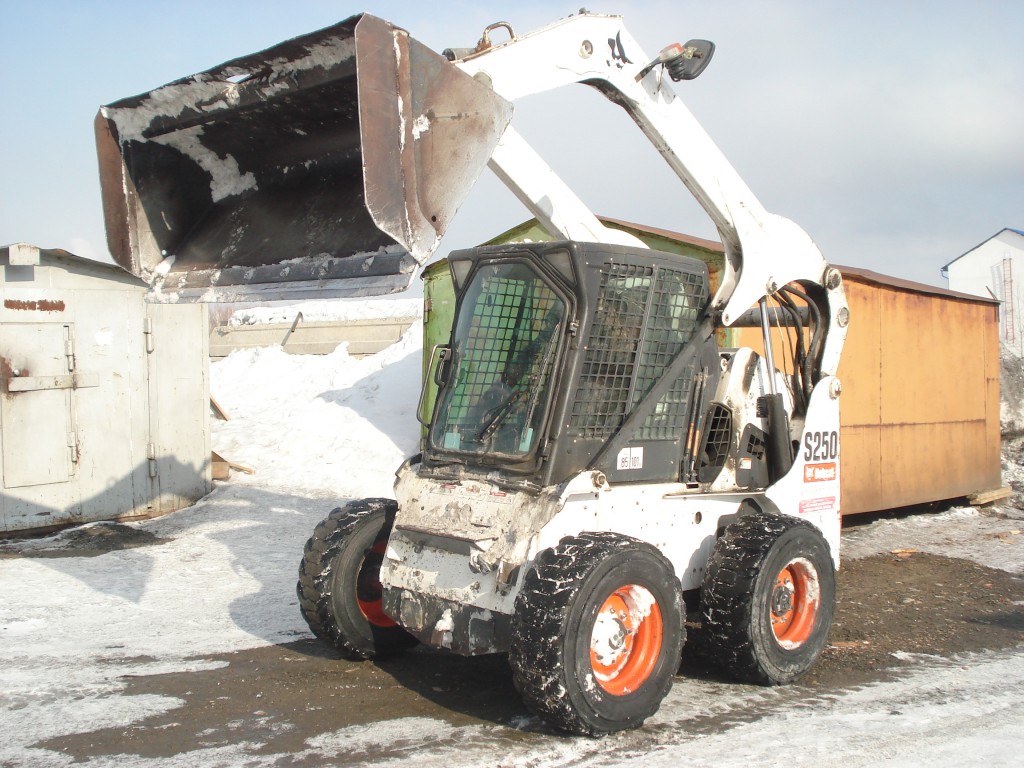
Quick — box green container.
[419,259,457,437]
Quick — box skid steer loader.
[100,11,848,735]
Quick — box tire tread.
[296,498,415,660]
[510,532,683,735]
[700,509,834,684]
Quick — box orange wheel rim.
[589,584,663,696]
[770,557,820,648]
[356,538,397,628]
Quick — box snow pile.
[1001,343,1024,435]
[210,320,424,498]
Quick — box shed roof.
[836,264,998,305]
[1,243,144,289]
[596,217,724,255]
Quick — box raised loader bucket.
[96,13,513,300]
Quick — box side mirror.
[669,39,716,81]
[635,39,716,84]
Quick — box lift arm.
[452,15,814,318]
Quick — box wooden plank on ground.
[968,486,1013,506]
[211,451,255,478]
[210,395,230,421]
[211,451,230,480]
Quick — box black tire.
[509,532,685,736]
[701,508,835,684]
[296,498,417,660]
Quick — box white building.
[943,228,1024,346]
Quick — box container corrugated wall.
[833,268,1001,514]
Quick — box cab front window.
[430,260,565,459]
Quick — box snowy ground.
[2,323,1023,766]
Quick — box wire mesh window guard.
[430,261,565,457]
[570,262,707,440]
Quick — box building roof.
[484,216,725,255]
[837,264,998,305]
[597,217,724,254]
[1,243,145,289]
[941,228,1024,271]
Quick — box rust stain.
[4,298,66,312]
[0,357,15,396]
[0,357,29,397]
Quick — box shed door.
[145,304,210,511]
[1,323,75,488]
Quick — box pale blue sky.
[2,0,1021,286]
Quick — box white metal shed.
[0,244,210,533]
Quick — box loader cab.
[422,240,720,488]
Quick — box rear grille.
[699,403,732,482]
[744,428,766,460]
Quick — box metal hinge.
[144,317,154,353]
[64,328,76,371]
[67,431,79,464]
[147,442,157,477]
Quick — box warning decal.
[800,496,837,515]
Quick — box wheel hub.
[589,584,664,696]
[772,581,795,617]
[769,558,821,648]
[356,539,398,628]
[592,608,629,665]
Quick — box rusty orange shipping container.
[832,267,1001,514]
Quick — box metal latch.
[7,374,99,392]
